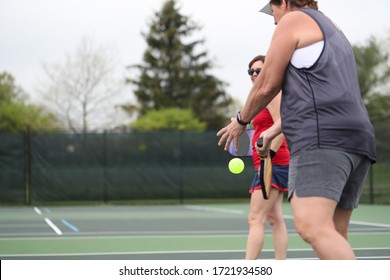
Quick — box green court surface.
[0,203,389,259]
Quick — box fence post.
[24,127,32,205]
[103,130,108,203]
[179,131,184,204]
[369,164,374,204]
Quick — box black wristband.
[236,111,250,126]
[269,150,276,159]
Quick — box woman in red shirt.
[245,55,290,259]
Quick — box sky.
[1,0,390,109]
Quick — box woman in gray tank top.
[217,0,376,260]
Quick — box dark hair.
[269,0,318,10]
[248,55,265,69]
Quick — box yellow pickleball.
[228,158,245,174]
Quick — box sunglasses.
[248,68,261,76]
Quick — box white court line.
[44,218,63,235]
[5,230,387,239]
[283,215,390,229]
[184,205,244,215]
[1,248,389,259]
[33,207,63,235]
[350,220,390,228]
[33,207,42,215]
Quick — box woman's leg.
[245,188,284,259]
[291,195,356,259]
[267,191,288,259]
[333,207,353,240]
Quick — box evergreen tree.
[353,35,390,162]
[353,36,390,119]
[125,0,232,130]
[353,36,390,101]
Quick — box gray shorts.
[288,149,371,209]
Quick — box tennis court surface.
[1,203,389,260]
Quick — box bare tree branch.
[37,36,128,132]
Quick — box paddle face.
[228,129,254,157]
[256,137,272,200]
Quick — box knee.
[266,212,283,227]
[248,212,264,226]
[294,217,318,245]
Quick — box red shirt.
[251,109,290,169]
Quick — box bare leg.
[267,191,288,259]
[245,188,287,259]
[290,195,355,260]
[333,207,353,240]
[245,190,266,259]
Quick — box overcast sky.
[1,0,390,107]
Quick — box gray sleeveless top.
[281,8,376,162]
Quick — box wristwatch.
[236,111,250,126]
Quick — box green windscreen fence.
[362,116,390,204]
[0,125,389,205]
[0,132,26,204]
[25,131,253,203]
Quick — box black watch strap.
[236,111,250,126]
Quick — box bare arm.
[240,14,300,123]
[256,92,284,157]
[217,13,299,151]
